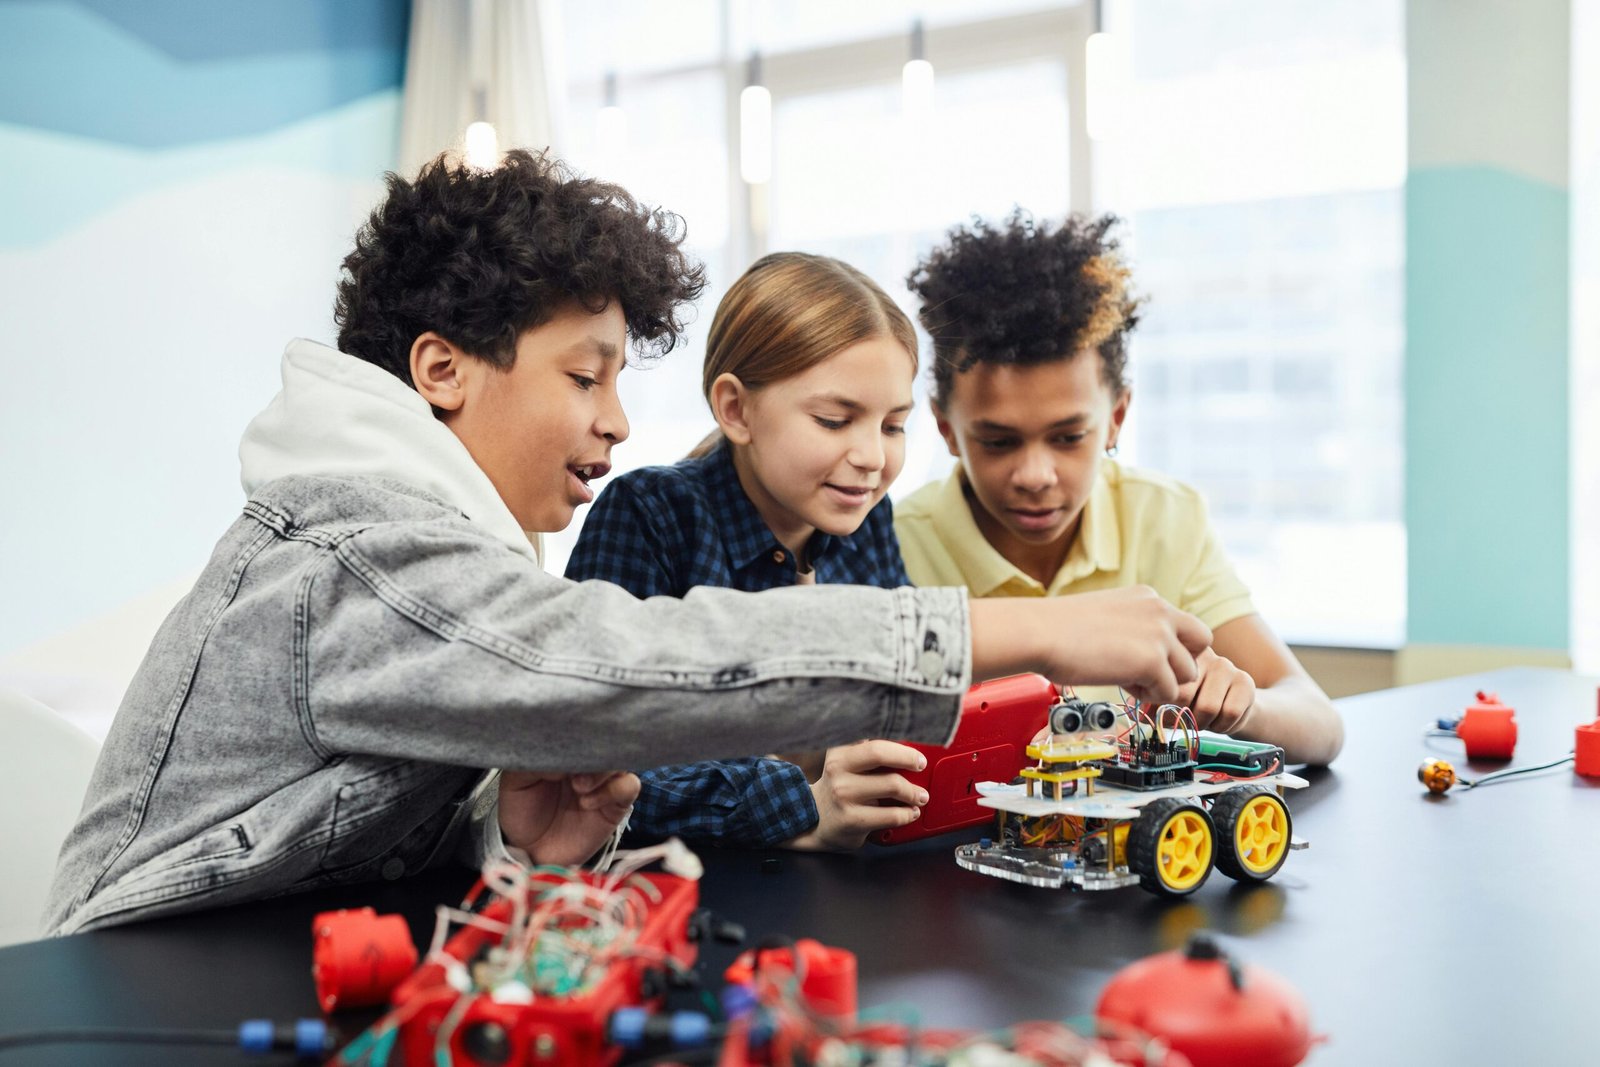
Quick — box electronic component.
[329,843,712,1067]
[1195,732,1284,775]
[1418,753,1575,794]
[956,701,1308,897]
[1095,704,1199,791]
[1049,697,1119,735]
[1417,758,1457,794]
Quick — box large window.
[1095,0,1406,647]
[551,0,1087,569]
[550,0,1407,649]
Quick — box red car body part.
[311,907,418,1013]
[723,939,858,1023]
[1456,692,1517,760]
[1096,932,1318,1067]
[874,673,1057,844]
[1576,706,1600,778]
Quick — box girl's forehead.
[780,343,921,412]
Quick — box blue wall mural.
[0,1,409,655]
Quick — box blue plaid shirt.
[564,441,910,846]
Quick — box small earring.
[1106,444,1119,458]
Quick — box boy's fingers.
[1216,680,1256,731]
[1191,667,1228,716]
[1172,609,1212,655]
[1130,662,1179,706]
[1167,642,1199,689]
[571,770,634,795]
[577,772,639,810]
[502,770,565,790]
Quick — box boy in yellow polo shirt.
[897,211,1343,765]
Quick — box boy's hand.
[972,587,1211,705]
[1174,648,1256,733]
[497,770,640,867]
[786,740,928,851]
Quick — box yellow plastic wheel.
[1128,799,1215,896]
[1212,786,1293,882]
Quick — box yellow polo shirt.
[894,460,1255,631]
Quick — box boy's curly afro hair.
[335,149,706,383]
[906,209,1140,404]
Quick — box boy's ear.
[709,372,755,445]
[931,399,961,458]
[410,332,471,413]
[1106,387,1133,451]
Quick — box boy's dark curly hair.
[907,209,1140,404]
[335,149,705,383]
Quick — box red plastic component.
[874,673,1056,844]
[388,871,699,1067]
[1097,936,1315,1067]
[311,907,419,1013]
[724,939,858,1022]
[1576,690,1600,777]
[1456,691,1518,760]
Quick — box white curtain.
[398,0,564,176]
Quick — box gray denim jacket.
[44,474,969,934]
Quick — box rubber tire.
[1127,797,1215,897]
[1211,785,1293,883]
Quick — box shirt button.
[918,649,946,682]
[773,550,786,563]
[381,857,406,881]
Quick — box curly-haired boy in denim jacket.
[45,153,1210,935]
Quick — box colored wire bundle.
[333,839,704,1067]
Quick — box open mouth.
[824,483,876,507]
[568,462,611,503]
[569,462,612,484]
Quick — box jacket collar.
[238,339,542,565]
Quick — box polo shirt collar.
[927,464,1122,595]
[698,441,843,572]
[1053,467,1122,592]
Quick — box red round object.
[311,907,418,1013]
[1097,938,1314,1067]
[1576,719,1600,778]
[1457,693,1517,760]
[724,939,858,1022]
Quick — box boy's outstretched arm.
[969,585,1212,706]
[1177,614,1344,766]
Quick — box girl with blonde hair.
[566,251,929,850]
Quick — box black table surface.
[4,666,1597,1065]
